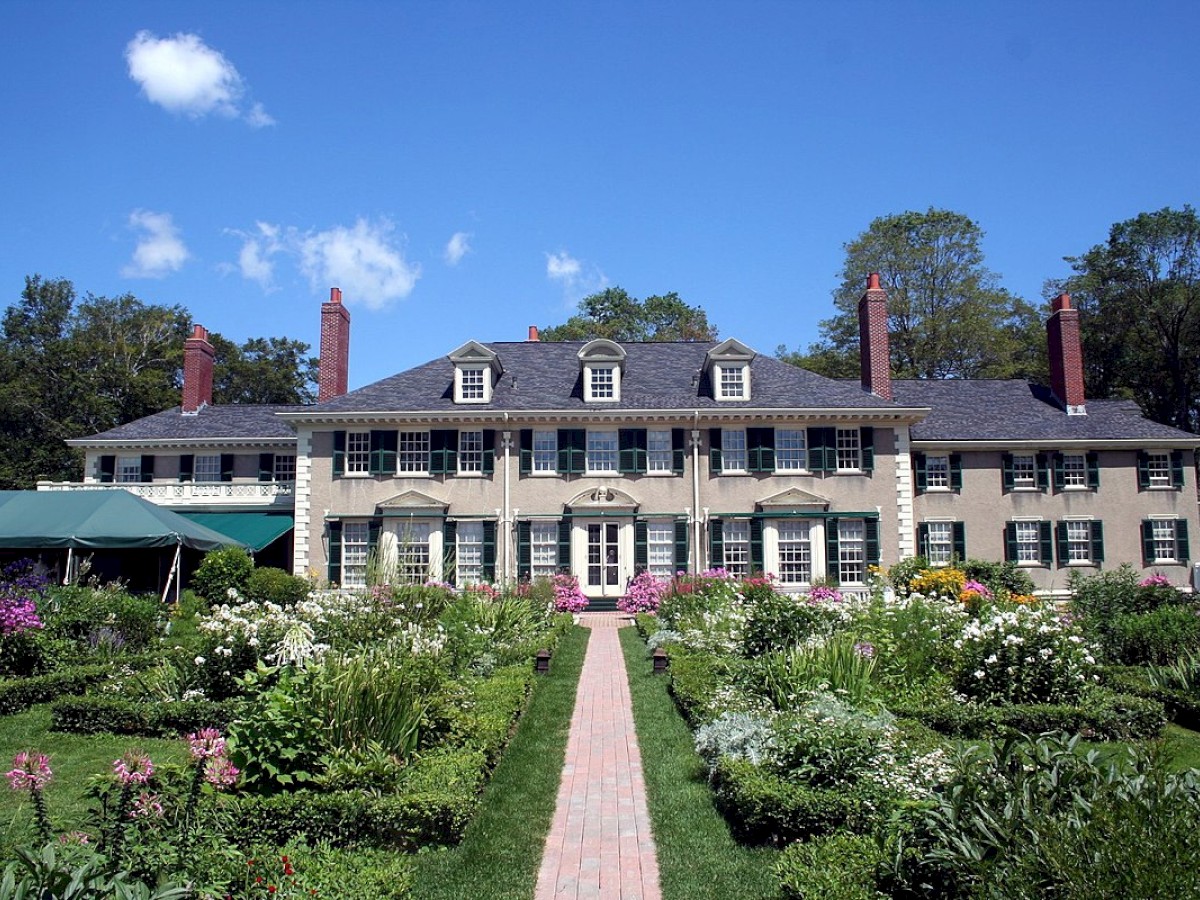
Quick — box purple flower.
[807,585,843,605]
[204,756,240,789]
[129,791,164,819]
[961,580,993,598]
[6,751,52,791]
[187,728,227,761]
[113,751,154,786]
[853,641,876,659]
[618,572,669,614]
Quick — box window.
[1015,521,1041,564]
[926,521,954,566]
[838,519,866,584]
[1011,454,1037,489]
[458,431,483,473]
[459,367,486,402]
[456,521,484,584]
[587,431,618,473]
[530,522,559,578]
[1061,454,1087,488]
[346,431,371,474]
[1147,452,1171,488]
[647,522,675,578]
[776,520,812,585]
[194,454,222,483]
[722,520,751,577]
[1151,518,1181,563]
[398,432,430,473]
[718,365,747,400]
[533,431,557,472]
[117,457,142,483]
[647,431,673,472]
[1065,520,1092,563]
[341,522,370,589]
[836,428,861,471]
[396,522,431,582]
[273,455,296,482]
[721,429,747,472]
[588,365,616,400]
[775,429,807,471]
[926,455,950,490]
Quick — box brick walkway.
[535,615,662,900]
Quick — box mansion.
[52,279,1200,604]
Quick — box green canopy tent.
[0,490,245,601]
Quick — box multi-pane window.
[587,431,618,472]
[647,521,675,578]
[1152,518,1179,562]
[647,431,673,472]
[458,431,483,473]
[273,455,296,482]
[719,366,746,399]
[926,521,953,566]
[1062,454,1087,488]
[589,366,615,400]
[341,521,370,589]
[397,522,431,582]
[721,429,747,472]
[723,520,751,577]
[117,457,142,483]
[530,522,559,578]
[533,431,557,472]
[460,367,485,401]
[1147,452,1172,487]
[836,428,861,471]
[838,518,866,584]
[194,455,222,483]
[1012,454,1037,489]
[346,431,371,474]
[1015,521,1042,564]
[456,521,484,584]
[775,429,807,471]
[926,455,950,489]
[776,520,812,585]
[1066,520,1092,563]
[398,432,430,473]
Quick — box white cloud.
[125,31,274,127]
[546,251,582,281]
[545,250,606,303]
[444,231,472,266]
[298,219,420,310]
[231,221,284,290]
[122,210,189,278]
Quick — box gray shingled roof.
[308,342,910,414]
[892,380,1197,442]
[72,405,303,443]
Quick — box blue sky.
[2,1,1197,389]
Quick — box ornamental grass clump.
[753,635,879,711]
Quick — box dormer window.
[578,339,626,403]
[448,341,501,404]
[705,338,755,402]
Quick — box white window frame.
[456,521,484,584]
[586,430,619,473]
[533,431,558,473]
[838,518,866,585]
[646,520,675,578]
[117,456,142,483]
[723,520,751,577]
[721,429,748,473]
[775,519,812,586]
[775,428,807,472]
[926,455,950,490]
[1011,454,1037,489]
[716,364,749,401]
[1061,453,1087,489]
[194,454,222,483]
[530,521,559,578]
[1147,452,1172,488]
[458,430,484,474]
[585,364,619,402]
[345,431,371,475]
[340,521,371,590]
[397,431,430,474]
[395,521,432,583]
[1065,519,1093,565]
[926,520,953,567]
[273,454,297,482]
[1151,518,1180,563]
[1015,520,1042,565]
[455,365,490,404]
[647,430,673,473]
[836,428,861,472]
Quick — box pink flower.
[807,585,843,605]
[204,756,240,789]
[1139,574,1173,588]
[58,831,90,846]
[961,580,993,599]
[129,791,164,819]
[187,728,227,761]
[6,751,51,791]
[113,751,154,785]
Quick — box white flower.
[974,670,985,680]
[194,656,206,666]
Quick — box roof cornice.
[66,438,298,450]
[912,438,1200,450]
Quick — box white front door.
[580,519,629,598]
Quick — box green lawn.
[620,627,781,900]
[411,625,589,900]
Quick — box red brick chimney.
[318,287,351,402]
[1047,292,1086,415]
[527,325,540,342]
[182,324,214,414]
[858,273,892,401]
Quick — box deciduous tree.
[540,287,717,342]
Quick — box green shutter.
[1177,519,1190,562]
[913,453,927,494]
[747,428,774,472]
[672,428,686,474]
[708,519,724,570]
[519,429,533,475]
[443,520,458,585]
[674,520,689,572]
[220,454,235,483]
[1141,520,1154,566]
[1002,453,1015,492]
[825,518,840,585]
[258,453,275,482]
[558,429,584,474]
[98,455,115,483]
[807,427,836,473]
[1035,453,1050,492]
[619,429,647,474]
[557,519,572,569]
[949,454,963,492]
[1171,450,1185,488]
[481,430,496,475]
[429,430,455,475]
[139,455,155,482]
[1086,452,1100,489]
[1005,522,1018,563]
[917,522,930,557]
[864,517,880,566]
[1137,451,1150,491]
[709,428,723,474]
[178,454,193,482]
[333,431,346,476]
[1052,453,1065,492]
[1056,521,1068,568]
[952,522,967,560]
[634,521,648,572]
[482,520,497,582]
[1039,520,1053,565]
[860,427,875,472]
[327,521,343,586]
[517,521,532,579]
[750,517,764,573]
[1091,521,1104,564]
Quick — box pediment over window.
[706,338,756,401]
[577,339,627,365]
[448,340,500,367]
[377,490,449,514]
[566,485,639,511]
[705,337,756,366]
[757,487,830,512]
[448,341,502,403]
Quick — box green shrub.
[633,612,658,639]
[50,694,239,736]
[667,648,729,726]
[41,585,165,652]
[245,566,311,606]
[741,592,841,656]
[0,664,113,715]
[0,631,52,678]
[886,556,930,594]
[230,842,413,900]
[776,833,886,900]
[190,547,254,602]
[751,636,878,710]
[1105,605,1200,665]
[960,558,1035,597]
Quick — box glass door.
[585,521,624,598]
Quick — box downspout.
[692,410,702,575]
[502,413,512,583]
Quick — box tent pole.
[64,547,73,585]
[162,542,181,606]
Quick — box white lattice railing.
[36,481,295,507]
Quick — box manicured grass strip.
[412,625,589,900]
[621,627,781,900]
